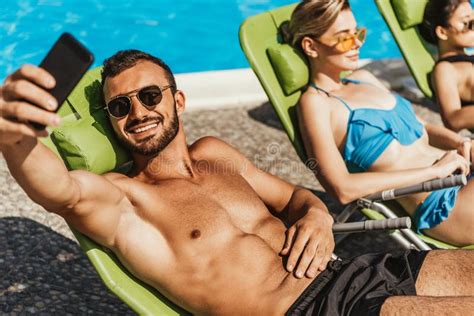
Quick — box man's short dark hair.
[101,50,177,92]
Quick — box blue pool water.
[1,0,402,80]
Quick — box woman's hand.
[433,150,470,178]
[456,137,473,165]
[280,208,335,279]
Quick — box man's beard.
[119,106,179,156]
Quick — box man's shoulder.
[190,136,247,165]
[190,136,237,156]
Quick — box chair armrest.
[333,217,411,234]
[365,175,467,201]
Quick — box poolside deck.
[0,59,456,314]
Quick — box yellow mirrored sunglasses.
[316,27,367,53]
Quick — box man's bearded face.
[117,103,179,156]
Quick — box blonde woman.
[283,0,473,246]
[419,0,474,132]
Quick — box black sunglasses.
[105,84,175,119]
[465,18,474,31]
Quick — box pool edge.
[177,58,373,111]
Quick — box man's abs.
[113,215,314,315]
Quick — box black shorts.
[286,250,429,316]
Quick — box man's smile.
[128,122,160,134]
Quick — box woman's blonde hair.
[282,0,351,49]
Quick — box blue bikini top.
[309,79,424,173]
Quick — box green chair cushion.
[52,113,130,174]
[391,0,428,29]
[47,66,132,175]
[67,67,105,117]
[267,44,309,95]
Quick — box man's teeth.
[131,123,158,133]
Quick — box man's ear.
[301,36,319,59]
[435,25,449,41]
[174,90,186,116]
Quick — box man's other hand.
[280,208,335,278]
[0,64,61,148]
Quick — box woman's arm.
[417,113,472,162]
[297,92,467,205]
[432,63,474,131]
[424,122,466,149]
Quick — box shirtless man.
[1,50,473,315]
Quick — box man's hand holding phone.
[0,65,61,148]
[0,32,93,149]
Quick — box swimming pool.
[1,0,401,81]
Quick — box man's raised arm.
[0,65,124,246]
[0,65,79,210]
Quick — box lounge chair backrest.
[39,67,187,315]
[376,0,436,98]
[239,3,308,161]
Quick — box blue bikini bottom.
[413,173,472,232]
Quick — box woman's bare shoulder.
[433,61,457,78]
[299,88,331,111]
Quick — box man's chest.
[109,172,280,281]
[119,172,272,239]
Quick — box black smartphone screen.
[34,32,94,129]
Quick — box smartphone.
[33,32,94,129]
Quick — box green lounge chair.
[239,3,474,251]
[39,67,188,315]
[375,0,435,99]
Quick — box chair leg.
[388,230,419,250]
[336,203,359,223]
